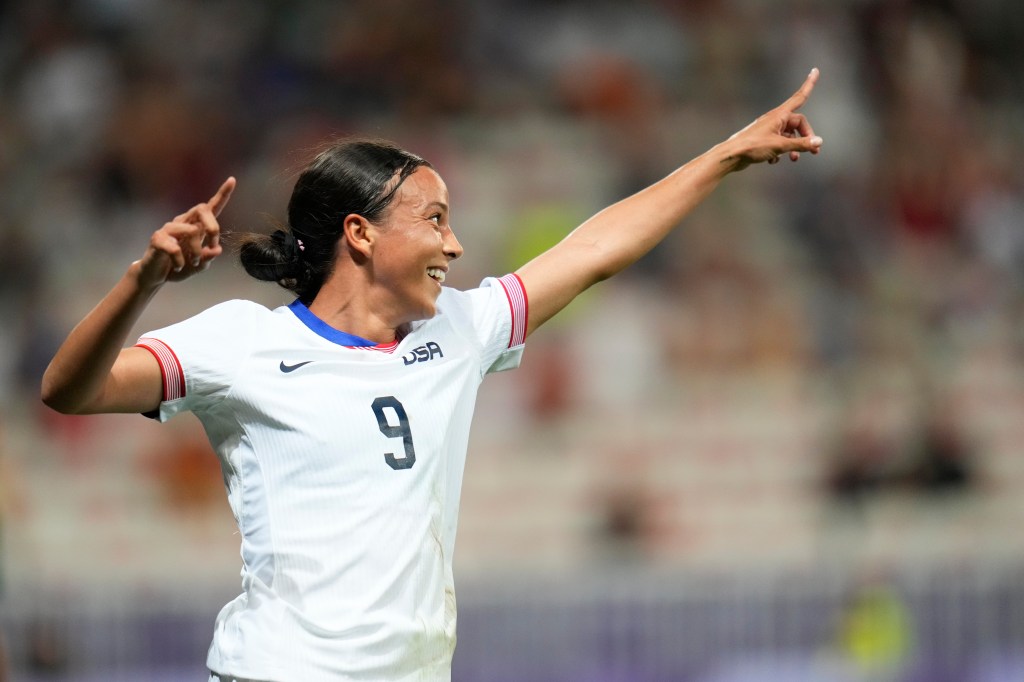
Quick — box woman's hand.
[135,177,236,289]
[42,177,237,414]
[722,68,823,172]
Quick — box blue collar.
[287,299,378,347]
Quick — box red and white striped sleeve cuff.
[497,273,528,348]
[135,337,186,401]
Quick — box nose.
[443,226,464,261]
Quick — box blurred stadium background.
[2,0,1024,680]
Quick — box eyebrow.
[424,201,448,213]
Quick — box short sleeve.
[464,273,528,375]
[135,300,260,421]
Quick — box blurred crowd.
[1,0,1023,578]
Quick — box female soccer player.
[42,70,823,681]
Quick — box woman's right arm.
[41,178,235,415]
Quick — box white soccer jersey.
[136,274,528,682]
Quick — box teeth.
[427,268,446,283]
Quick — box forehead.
[390,166,448,211]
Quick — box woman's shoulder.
[172,298,280,330]
[192,298,269,317]
[436,276,515,311]
[431,278,508,330]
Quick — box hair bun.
[270,229,303,261]
[238,229,306,290]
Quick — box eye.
[429,214,442,225]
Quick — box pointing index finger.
[785,67,819,111]
[208,177,237,217]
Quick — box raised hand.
[724,68,823,172]
[136,177,236,288]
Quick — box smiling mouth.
[427,267,446,283]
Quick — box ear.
[342,214,374,261]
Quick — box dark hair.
[238,138,431,303]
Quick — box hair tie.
[271,229,304,260]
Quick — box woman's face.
[371,166,463,323]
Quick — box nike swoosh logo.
[280,360,314,373]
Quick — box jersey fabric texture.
[136,274,527,682]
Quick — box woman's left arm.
[516,68,823,337]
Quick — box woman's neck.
[306,278,405,344]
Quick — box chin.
[420,301,438,319]
[404,298,438,324]
[422,287,443,318]
[398,286,441,324]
